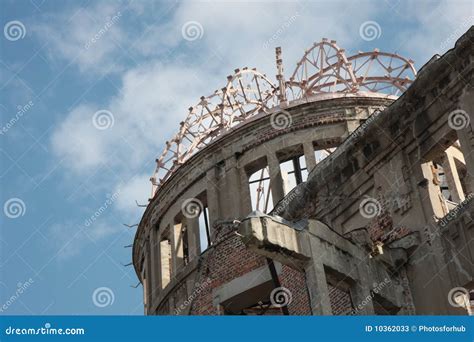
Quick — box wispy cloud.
[49,221,117,260]
[33,2,128,75]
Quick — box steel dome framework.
[150,39,416,197]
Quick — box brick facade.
[187,223,311,315]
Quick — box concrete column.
[303,141,317,173]
[140,267,147,315]
[420,162,446,218]
[456,126,474,195]
[206,167,220,235]
[173,222,185,272]
[185,216,201,260]
[149,227,162,301]
[144,241,152,314]
[239,166,253,216]
[304,255,332,315]
[169,296,175,314]
[302,221,332,315]
[457,88,474,194]
[351,263,375,315]
[160,239,171,289]
[220,156,243,220]
[267,153,285,206]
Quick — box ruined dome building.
[133,28,474,315]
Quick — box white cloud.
[395,0,473,66]
[51,104,110,172]
[134,1,380,73]
[50,59,219,181]
[49,221,118,260]
[34,2,127,74]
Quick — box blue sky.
[0,0,472,315]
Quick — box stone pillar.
[457,88,474,194]
[150,226,162,302]
[267,153,285,206]
[160,238,172,289]
[303,141,317,173]
[206,167,220,235]
[173,221,185,272]
[351,263,375,315]
[239,166,253,216]
[456,126,474,195]
[144,241,153,314]
[185,216,201,260]
[304,255,332,315]
[220,156,242,220]
[304,221,333,315]
[420,162,446,218]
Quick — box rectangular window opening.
[173,216,190,268]
[429,142,468,214]
[314,147,335,164]
[280,155,308,194]
[198,204,211,253]
[159,227,172,289]
[248,166,273,214]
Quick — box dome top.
[150,39,416,197]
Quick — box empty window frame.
[432,162,453,202]
[314,147,336,164]
[279,155,308,193]
[160,226,172,289]
[173,216,190,268]
[431,143,468,210]
[248,167,273,214]
[198,204,211,253]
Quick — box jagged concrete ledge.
[238,215,310,270]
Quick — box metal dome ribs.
[150,39,416,197]
[150,68,278,197]
[288,38,416,97]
